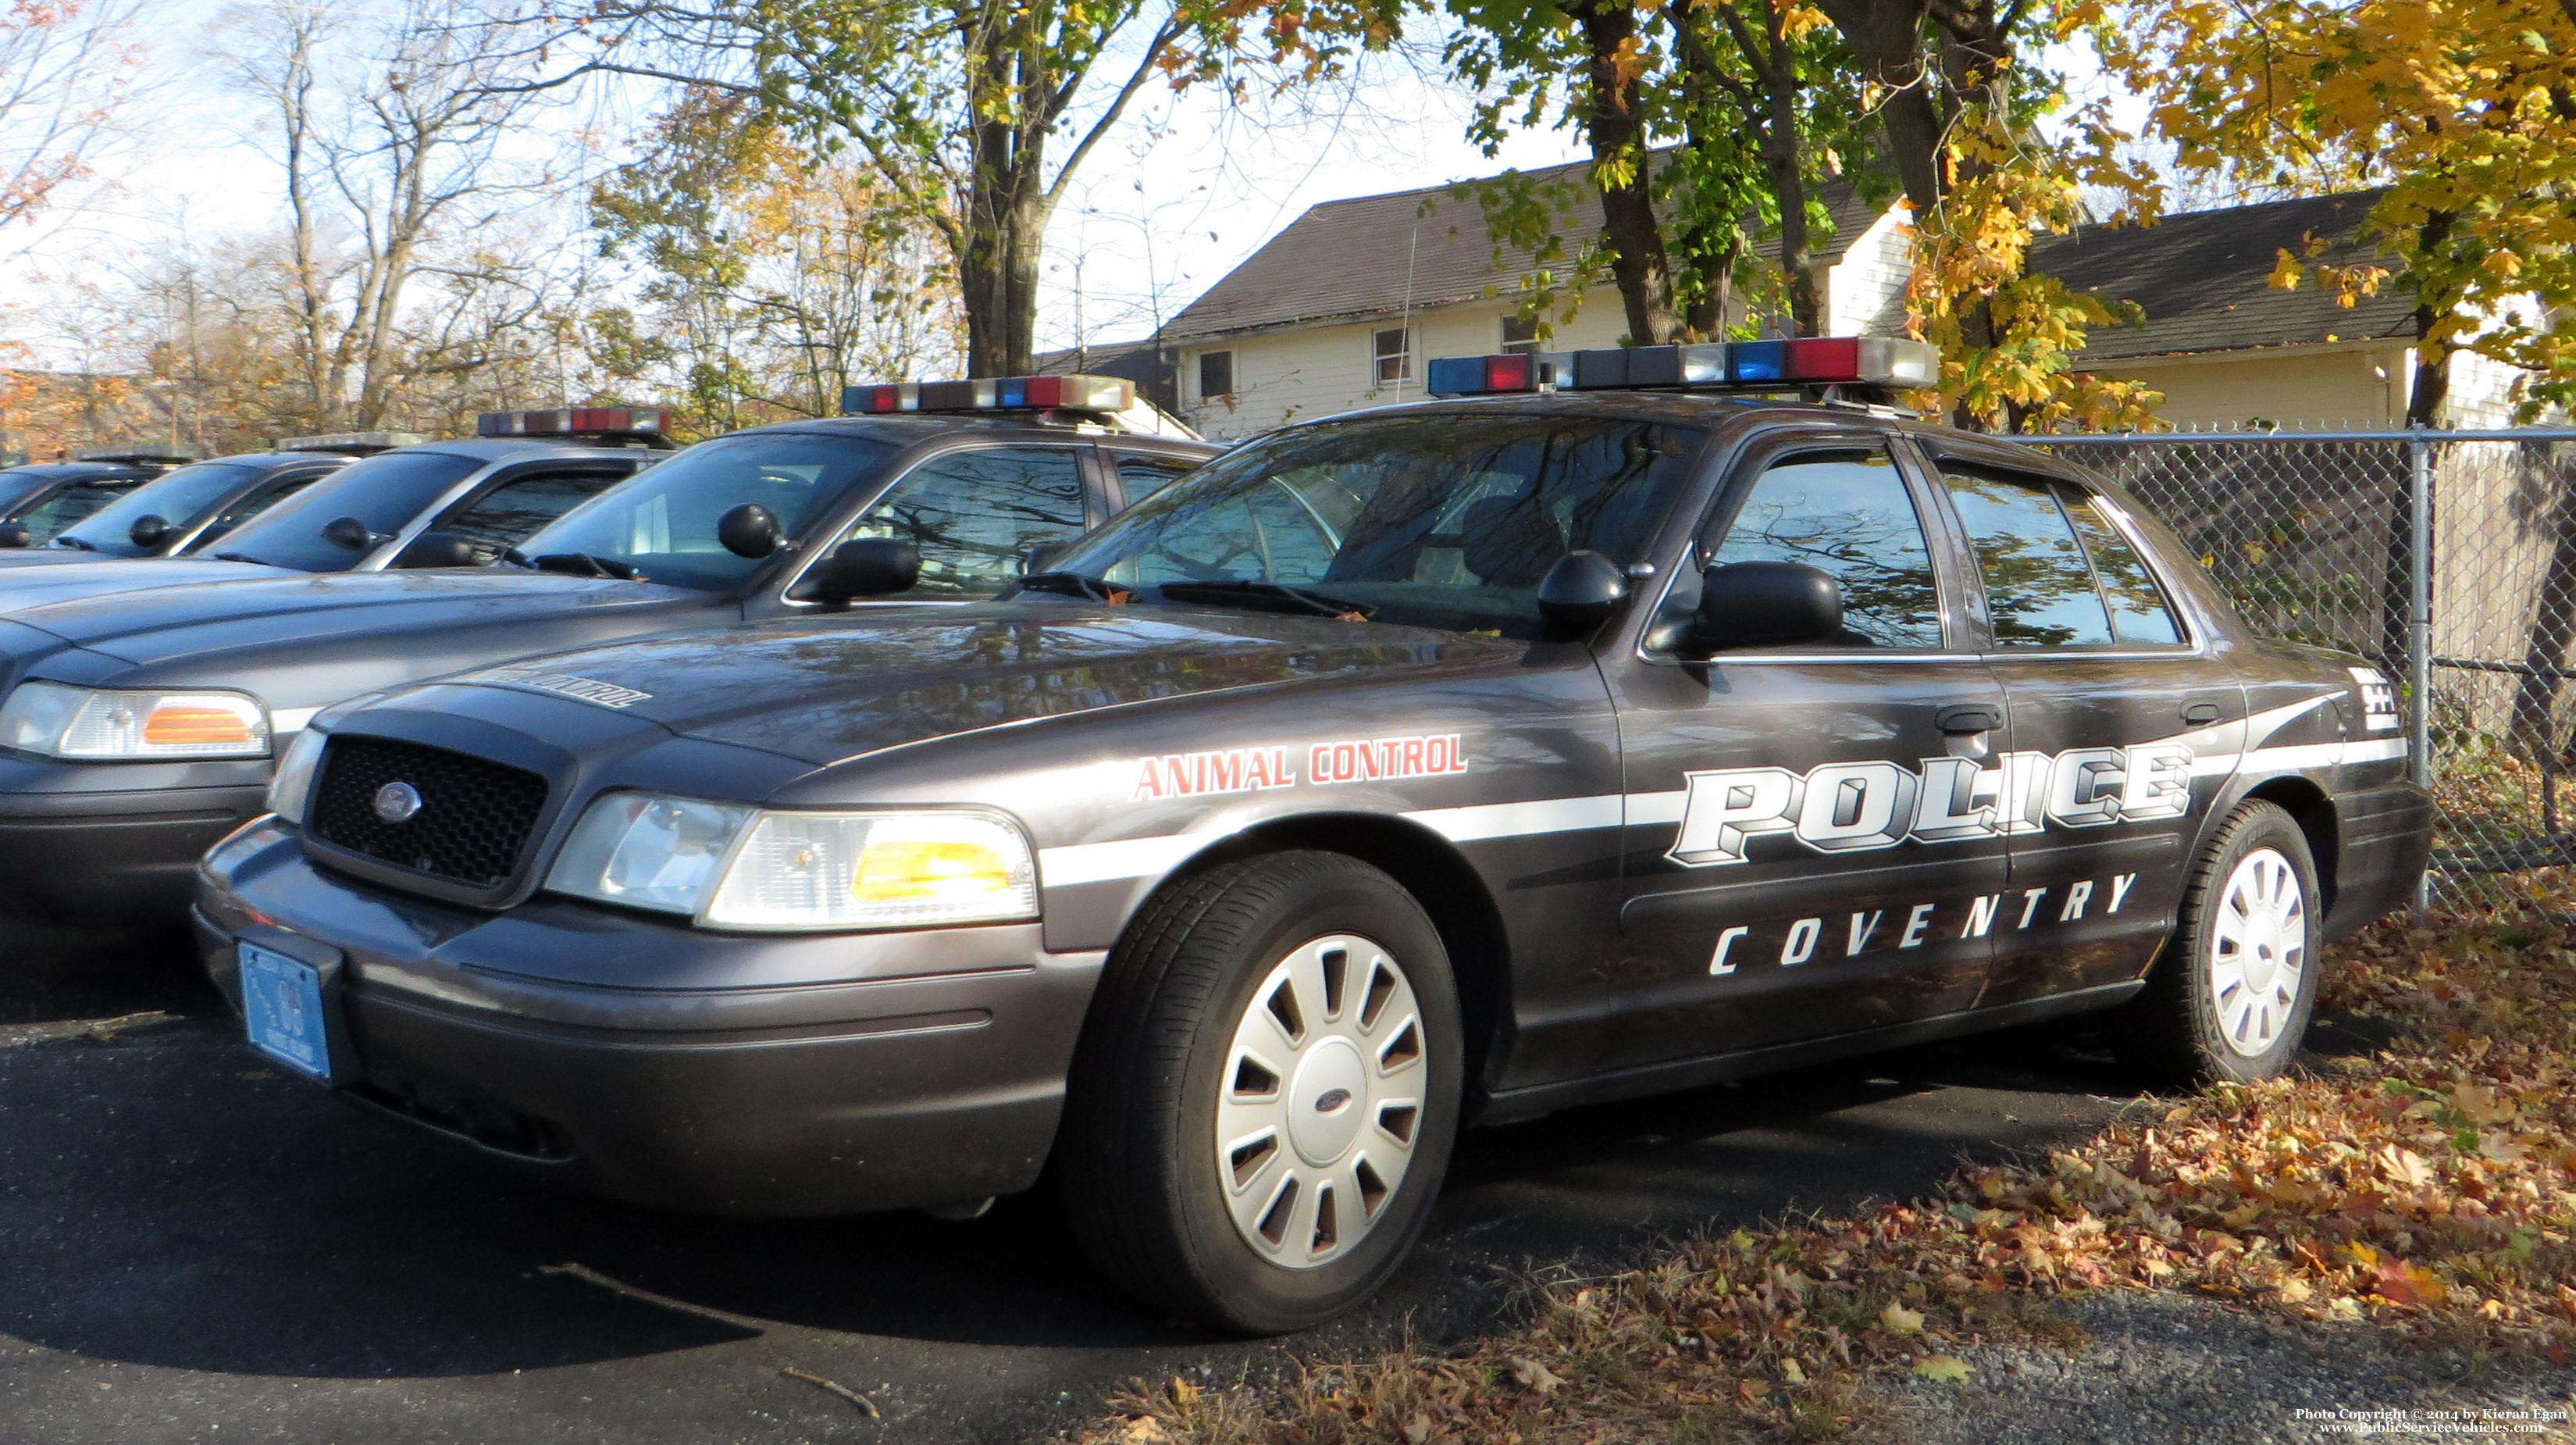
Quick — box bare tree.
[0,0,149,239]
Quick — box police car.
[0,447,199,547]
[0,434,398,569]
[193,339,2430,1334]
[0,381,1212,929]
[0,414,677,617]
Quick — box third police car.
[195,339,2430,1334]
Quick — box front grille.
[310,735,549,887]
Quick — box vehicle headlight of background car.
[545,793,1040,931]
[0,681,272,759]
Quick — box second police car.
[0,384,1213,931]
[194,339,2432,1334]
[0,434,405,569]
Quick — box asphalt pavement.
[0,921,2149,1445]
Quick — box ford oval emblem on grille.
[372,781,424,825]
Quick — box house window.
[1197,350,1235,401]
[1373,327,1411,385]
[1500,315,1541,354]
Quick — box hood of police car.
[0,556,302,615]
[442,603,1522,765]
[2,567,697,662]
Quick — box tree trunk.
[1764,77,1819,335]
[1574,0,1680,346]
[1808,0,1939,212]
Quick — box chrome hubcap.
[1214,933,1425,1269]
[2207,847,2307,1057]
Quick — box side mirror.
[390,530,484,569]
[1683,561,1844,654]
[812,538,920,605]
[128,514,172,548]
[717,502,781,558]
[320,516,381,551]
[0,523,29,549]
[1534,550,1629,639]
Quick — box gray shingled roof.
[2039,190,2415,362]
[1163,159,1883,344]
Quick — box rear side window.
[1704,445,1943,648]
[214,451,483,571]
[434,470,629,557]
[1940,468,2117,648]
[1112,451,1199,508]
[12,481,132,541]
[837,445,1088,598]
[2063,493,2184,644]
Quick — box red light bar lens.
[1485,353,1534,392]
[1782,337,1862,381]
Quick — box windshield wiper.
[532,552,644,581]
[51,536,93,551]
[1015,570,1131,603]
[208,551,258,564]
[1156,579,1376,620]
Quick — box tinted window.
[213,451,484,571]
[1049,413,1704,639]
[838,446,1088,599]
[12,481,134,541]
[2064,492,2183,644]
[55,461,265,556]
[0,468,57,509]
[522,432,897,593]
[432,470,627,559]
[186,470,328,551]
[1705,448,1942,648]
[1113,451,1199,508]
[1942,469,2115,647]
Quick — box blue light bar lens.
[1727,340,1788,383]
[997,378,1028,408]
[1426,357,1488,395]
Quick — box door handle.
[2181,701,2223,726]
[1936,704,2001,735]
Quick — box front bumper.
[0,752,269,927]
[196,822,1106,1216]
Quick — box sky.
[1,0,1592,368]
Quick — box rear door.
[1917,443,2243,1006]
[1106,448,1205,512]
[1602,428,2008,1071]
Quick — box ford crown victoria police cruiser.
[0,384,1211,930]
[0,434,401,569]
[193,339,2432,1335]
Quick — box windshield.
[514,431,900,592]
[52,460,260,556]
[1044,412,1705,638]
[211,450,482,571]
[0,468,58,508]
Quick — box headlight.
[266,727,329,824]
[544,793,1039,932]
[0,681,270,759]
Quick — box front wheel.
[2114,800,2322,1087]
[1056,851,1463,1334]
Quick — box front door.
[1602,432,2008,1072]
[1923,451,2245,1005]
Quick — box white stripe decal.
[1404,794,1623,843]
[271,707,321,734]
[1037,834,1205,887]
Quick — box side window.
[190,473,325,549]
[1703,445,1944,648]
[841,445,1086,598]
[15,481,130,540]
[1940,467,2116,648]
[1112,451,1199,508]
[2062,491,2184,644]
[436,470,628,555]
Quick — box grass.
[1068,885,2576,1444]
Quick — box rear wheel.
[1057,851,1462,1334]
[2115,800,2321,1087]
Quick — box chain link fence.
[2008,428,2576,908]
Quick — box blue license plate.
[240,942,332,1081]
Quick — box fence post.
[2408,423,2435,912]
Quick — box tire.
[1057,851,1463,1334]
[2114,800,2322,1088]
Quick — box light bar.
[841,373,1135,416]
[276,431,427,454]
[475,407,674,439]
[74,446,198,465]
[1424,335,1940,397]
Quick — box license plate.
[240,942,333,1081]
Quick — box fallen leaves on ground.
[1069,887,2576,1443]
